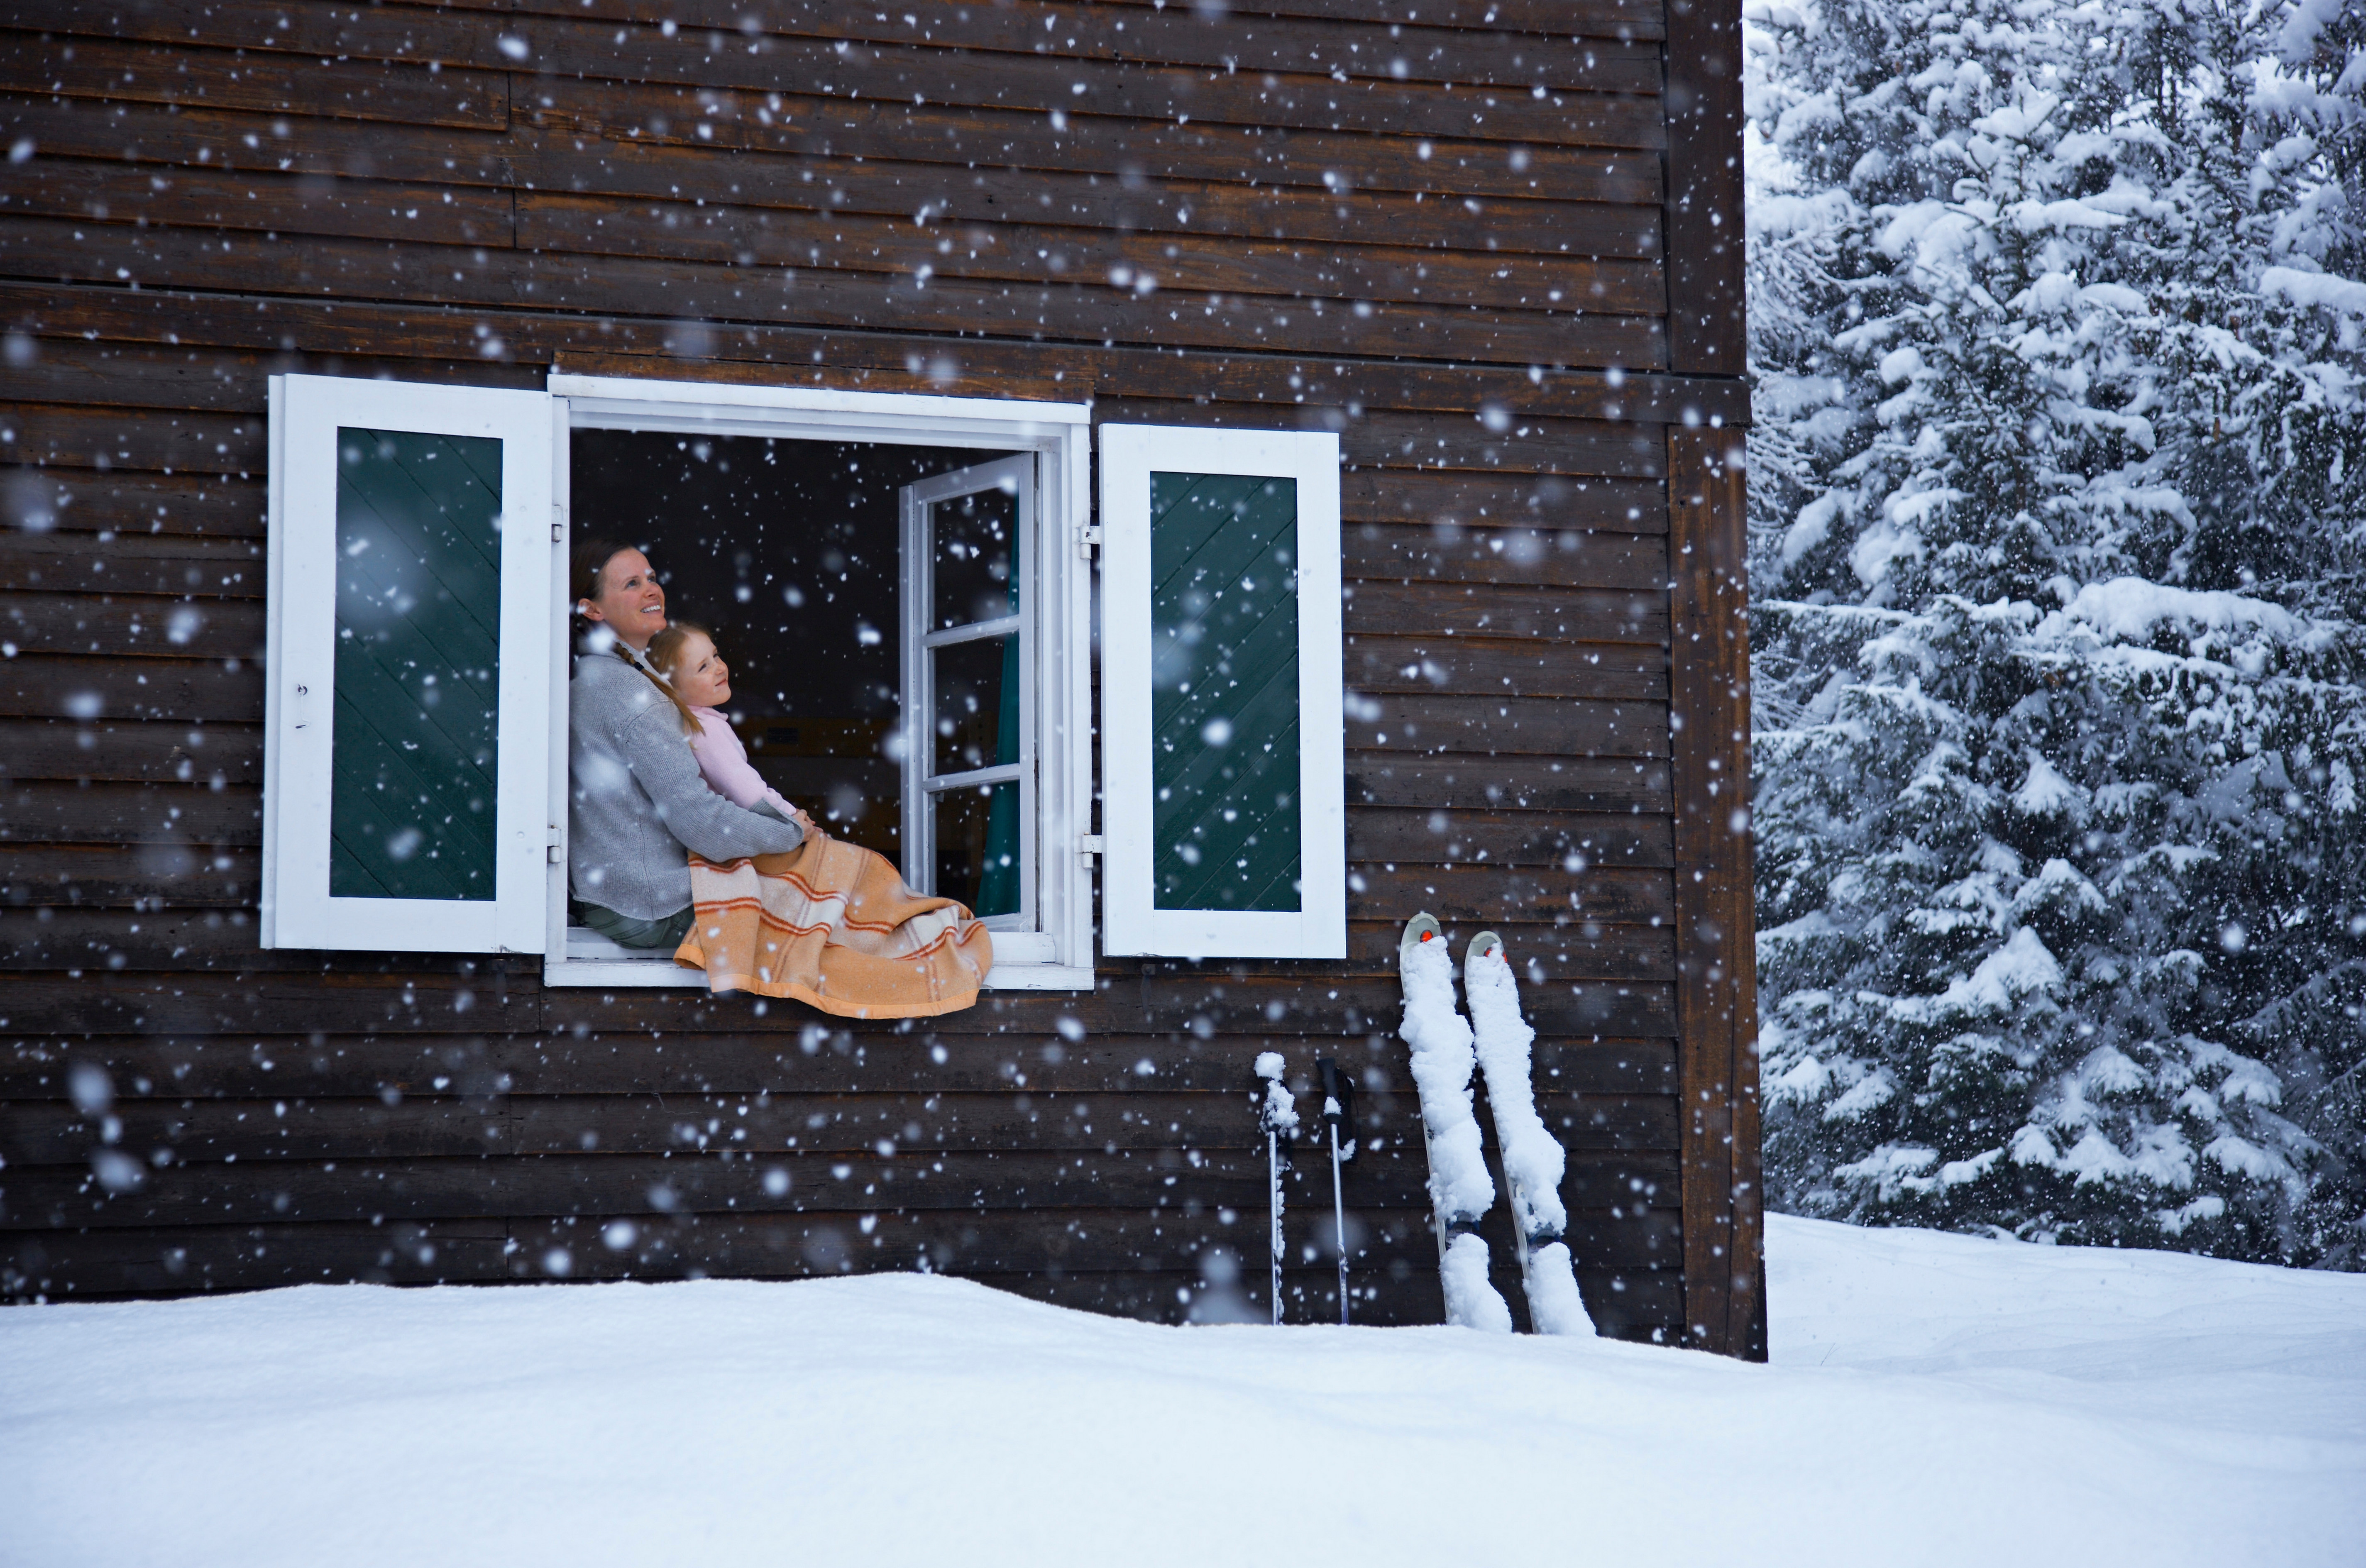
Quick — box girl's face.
[668,630,732,708]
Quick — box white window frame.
[260,374,557,953]
[900,455,1038,930]
[1097,423,1347,960]
[543,375,1095,990]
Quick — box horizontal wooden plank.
[514,186,1662,316]
[0,1219,516,1297]
[0,332,539,422]
[0,655,262,723]
[0,972,531,1036]
[0,901,1673,982]
[1347,753,1669,812]
[1346,581,1666,642]
[0,34,511,129]
[2,159,515,249]
[0,1087,1638,1163]
[553,970,1677,1040]
[0,841,258,906]
[0,1028,1675,1101]
[0,530,261,598]
[1074,0,1666,39]
[1347,807,1672,868]
[1347,633,1667,701]
[1343,472,1668,533]
[1352,862,1669,924]
[1344,918,1670,981]
[1346,522,1668,589]
[2,217,1667,372]
[0,964,1673,1040]
[491,0,1667,91]
[0,781,259,846]
[0,593,264,660]
[4,1146,1513,1228]
[0,1203,1678,1301]
[0,719,261,786]
[0,399,264,476]
[0,468,262,537]
[1099,401,1669,475]
[0,279,1752,427]
[505,1201,1682,1277]
[1348,694,1667,759]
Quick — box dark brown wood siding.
[0,0,1757,1353]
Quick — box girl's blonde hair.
[641,621,711,740]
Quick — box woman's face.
[582,548,667,650]
[670,630,733,708]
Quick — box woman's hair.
[643,622,712,740]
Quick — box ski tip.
[1398,911,1443,964]
[1466,929,1505,971]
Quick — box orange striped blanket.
[672,831,992,1018]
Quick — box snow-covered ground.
[3,1215,2359,1566]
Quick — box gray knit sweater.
[567,650,805,920]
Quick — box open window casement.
[1097,424,1347,959]
[900,454,1038,935]
[261,375,557,952]
[544,376,1094,984]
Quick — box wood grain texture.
[1665,424,1762,1360]
[1663,0,1746,377]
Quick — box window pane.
[329,428,503,901]
[932,486,1017,630]
[934,780,1022,918]
[932,633,1017,777]
[1148,472,1301,913]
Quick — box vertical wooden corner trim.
[1663,0,1746,378]
[1667,425,1762,1359]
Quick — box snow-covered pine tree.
[1744,0,2366,1264]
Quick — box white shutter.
[1097,423,1346,959]
[262,375,556,953]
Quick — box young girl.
[644,623,819,838]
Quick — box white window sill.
[543,929,1092,990]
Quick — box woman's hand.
[791,806,821,838]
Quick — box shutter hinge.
[1078,833,1106,859]
[552,503,565,544]
[547,824,564,864]
[1077,523,1103,560]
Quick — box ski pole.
[1317,1056,1357,1325]
[1252,1052,1298,1326]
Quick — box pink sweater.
[688,707,802,825]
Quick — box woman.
[567,540,807,949]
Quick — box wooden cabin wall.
[0,0,1760,1353]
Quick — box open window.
[261,374,1092,985]
[260,375,557,953]
[545,377,1092,986]
[1097,424,1346,959]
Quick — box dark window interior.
[569,430,1020,875]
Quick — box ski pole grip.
[1316,1056,1356,1158]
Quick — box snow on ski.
[1252,1050,1298,1326]
[1464,931,1597,1336]
[1396,913,1514,1333]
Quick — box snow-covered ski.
[1251,1050,1298,1326]
[1463,931,1597,1336]
[1396,913,1513,1332]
